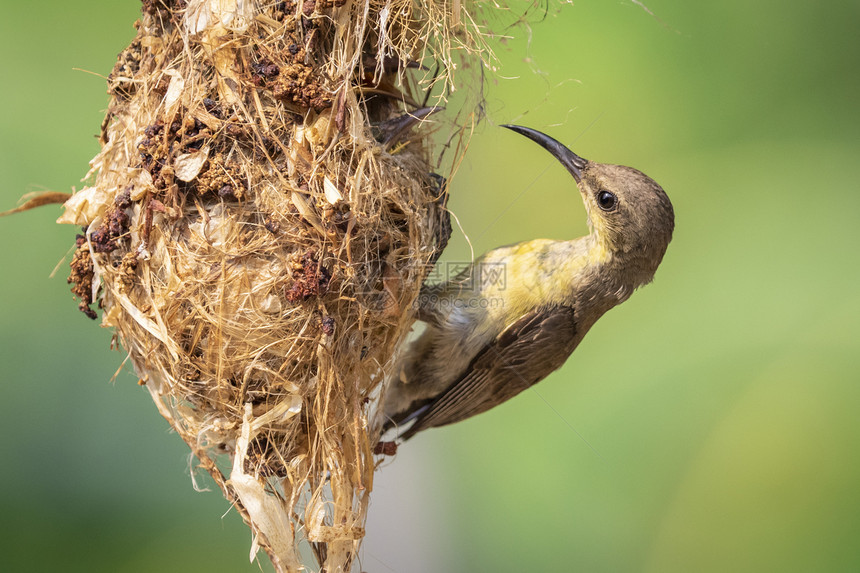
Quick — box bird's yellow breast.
[469,237,609,323]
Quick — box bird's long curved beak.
[501,125,587,183]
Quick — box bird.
[372,106,443,149]
[380,124,675,440]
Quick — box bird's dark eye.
[596,190,617,211]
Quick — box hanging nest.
[45,0,513,571]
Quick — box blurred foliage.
[1,1,858,571]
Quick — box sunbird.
[382,125,675,440]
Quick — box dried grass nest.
[27,0,521,570]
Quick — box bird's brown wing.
[400,305,578,439]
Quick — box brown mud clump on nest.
[51,0,499,571]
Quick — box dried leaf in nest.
[0,191,73,218]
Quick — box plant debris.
[48,0,504,570]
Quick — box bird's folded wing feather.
[400,304,578,439]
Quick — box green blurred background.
[2,1,858,571]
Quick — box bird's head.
[503,125,674,276]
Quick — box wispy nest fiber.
[55,0,503,571]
